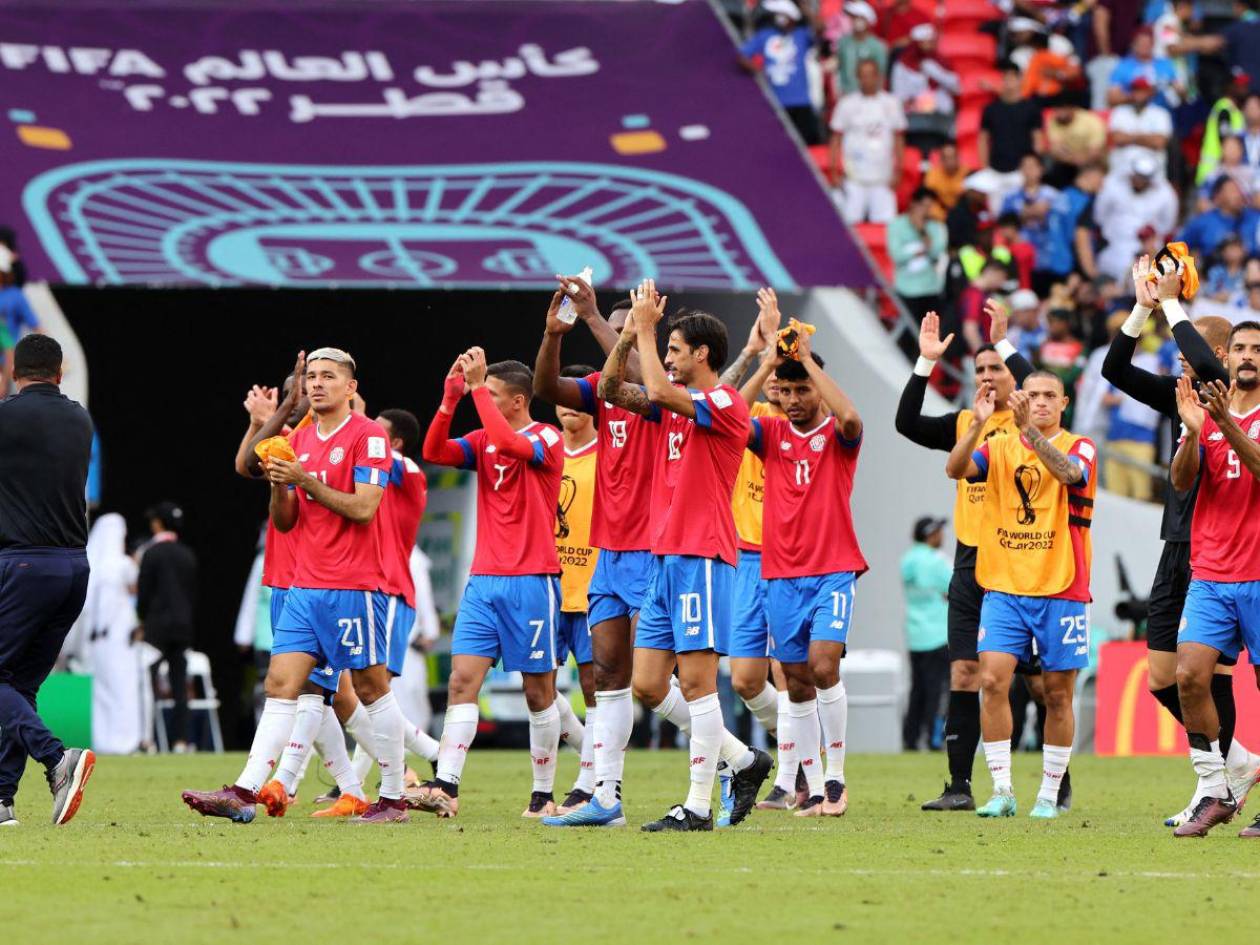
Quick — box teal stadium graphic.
[22,159,797,289]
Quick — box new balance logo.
[530,650,545,659]
[829,621,845,630]
[685,626,700,637]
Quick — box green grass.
[1,751,1254,944]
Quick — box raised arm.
[632,280,696,417]
[722,287,782,387]
[464,347,541,462]
[233,386,274,477]
[895,311,961,451]
[1171,375,1204,491]
[597,314,655,417]
[1012,391,1083,485]
[1202,380,1260,479]
[741,351,780,408]
[946,385,994,480]
[533,289,589,411]
[239,352,307,477]
[1154,259,1231,388]
[985,298,1034,383]
[422,358,473,466]
[795,326,861,441]
[557,272,642,381]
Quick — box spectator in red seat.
[891,24,960,116]
[830,57,906,223]
[837,1,888,95]
[923,141,970,220]
[979,63,1046,208]
[1044,98,1107,189]
[1094,153,1178,281]
[1108,76,1172,181]
[740,0,823,145]
[877,0,929,55]
[888,186,949,320]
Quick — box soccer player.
[184,347,410,823]
[532,290,657,829]
[894,310,1034,811]
[414,350,564,819]
[1101,258,1260,827]
[550,366,600,813]
[606,280,772,832]
[1170,322,1260,837]
[721,288,817,813]
[946,372,1097,819]
[747,332,867,817]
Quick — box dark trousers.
[0,548,90,803]
[903,646,949,750]
[151,640,190,746]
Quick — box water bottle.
[557,267,594,324]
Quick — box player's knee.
[594,661,630,692]
[263,670,300,700]
[785,675,814,702]
[352,676,389,704]
[521,675,556,712]
[978,668,1006,696]
[951,660,979,690]
[809,658,839,689]
[1175,661,1209,697]
[1042,684,1073,714]
[731,672,764,701]
[447,668,481,704]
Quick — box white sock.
[1191,738,1229,799]
[365,691,405,800]
[295,740,317,784]
[314,705,364,799]
[574,705,597,793]
[817,679,848,784]
[404,719,440,763]
[743,681,779,735]
[436,702,479,786]
[274,693,324,794]
[773,691,798,792]
[556,695,583,751]
[720,731,755,773]
[594,687,632,806]
[1037,744,1072,805]
[528,702,562,794]
[344,702,379,762]
[983,739,1013,793]
[655,684,752,772]
[685,693,723,818]
[790,699,825,798]
[652,684,692,734]
[1225,737,1260,774]
[236,697,297,794]
[351,743,374,785]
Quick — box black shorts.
[1146,541,1237,665]
[947,567,1041,674]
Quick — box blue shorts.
[587,549,654,628]
[268,587,288,633]
[556,611,593,666]
[730,550,771,658]
[635,555,734,655]
[765,571,857,664]
[1179,579,1260,664]
[386,596,416,677]
[978,591,1089,672]
[452,574,561,674]
[273,587,394,680]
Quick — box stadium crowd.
[739,0,1260,499]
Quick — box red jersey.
[751,416,869,580]
[649,385,749,566]
[287,412,393,591]
[261,520,297,589]
[1191,408,1260,582]
[380,451,427,607]
[457,423,564,575]
[576,371,658,552]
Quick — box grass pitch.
[1,750,1253,944]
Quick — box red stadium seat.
[853,222,894,281]
[954,105,983,143]
[896,145,924,209]
[941,0,1000,28]
[937,32,997,70]
[960,69,1000,109]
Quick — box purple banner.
[0,1,875,290]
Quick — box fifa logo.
[556,474,576,539]
[1014,464,1042,525]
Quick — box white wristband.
[1163,298,1189,329]
[914,356,936,377]
[994,339,1017,361]
[1121,304,1152,338]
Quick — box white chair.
[153,649,224,753]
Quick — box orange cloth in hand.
[254,435,296,464]
[1148,242,1199,301]
[776,318,817,361]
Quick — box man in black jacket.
[895,307,1046,812]
[0,335,95,826]
[137,502,198,752]
[1100,257,1260,827]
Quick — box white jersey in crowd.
[830,90,906,186]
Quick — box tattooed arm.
[596,315,655,417]
[1012,391,1083,485]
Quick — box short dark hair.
[1230,320,1260,342]
[13,334,62,381]
[1212,175,1239,200]
[560,364,596,379]
[487,359,534,400]
[609,298,633,315]
[378,408,421,455]
[999,59,1020,75]
[774,352,825,381]
[996,211,1021,229]
[911,186,938,205]
[975,343,998,357]
[1023,369,1065,392]
[668,311,728,370]
[145,501,185,533]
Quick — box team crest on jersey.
[780,441,791,451]
[329,446,345,465]
[809,434,826,452]
[298,453,310,463]
[1208,432,1224,442]
[486,444,497,454]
